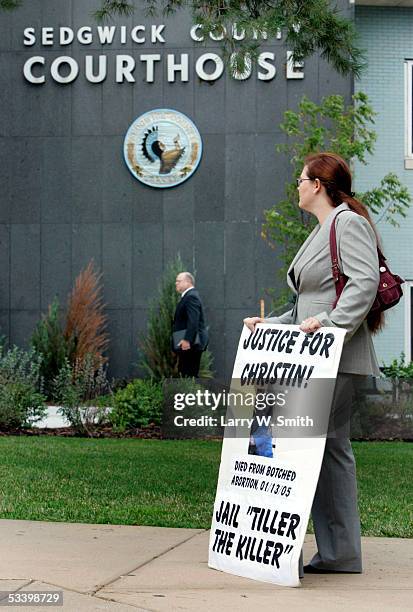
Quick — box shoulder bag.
[330,210,404,313]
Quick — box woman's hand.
[243,317,264,332]
[299,317,322,333]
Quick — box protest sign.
[208,323,346,587]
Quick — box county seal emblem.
[123,109,203,188]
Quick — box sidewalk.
[0,520,411,611]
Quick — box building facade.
[9,1,404,380]
[355,1,413,366]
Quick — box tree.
[1,1,364,76]
[262,92,411,307]
[0,0,20,9]
[139,254,213,379]
[142,1,365,76]
[31,296,72,399]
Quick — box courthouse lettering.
[22,25,304,84]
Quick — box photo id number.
[0,591,63,606]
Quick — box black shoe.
[304,564,361,574]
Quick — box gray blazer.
[266,203,380,376]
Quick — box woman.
[244,152,381,575]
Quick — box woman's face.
[297,166,315,211]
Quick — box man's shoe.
[304,564,361,574]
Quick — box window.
[404,281,413,362]
[404,61,413,168]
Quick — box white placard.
[208,323,346,587]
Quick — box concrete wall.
[0,0,351,379]
[355,6,413,365]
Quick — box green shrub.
[351,396,413,440]
[31,260,109,400]
[110,379,163,430]
[53,354,112,436]
[382,353,413,403]
[139,256,183,379]
[139,255,214,380]
[0,346,46,429]
[83,394,115,408]
[161,377,228,439]
[30,296,72,399]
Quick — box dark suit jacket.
[173,288,208,350]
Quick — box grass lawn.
[0,438,411,537]
[353,441,413,538]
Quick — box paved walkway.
[0,520,411,611]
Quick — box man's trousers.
[178,348,202,378]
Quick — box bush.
[31,261,109,399]
[161,377,209,439]
[0,346,46,429]
[31,296,72,399]
[350,368,413,440]
[351,396,413,440]
[110,379,163,431]
[83,394,115,409]
[139,254,214,379]
[65,260,109,367]
[139,256,183,379]
[53,354,112,436]
[381,353,413,403]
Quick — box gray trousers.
[300,374,362,575]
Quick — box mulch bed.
[0,424,162,439]
[2,422,410,441]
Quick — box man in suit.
[173,272,208,377]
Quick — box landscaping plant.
[139,254,214,380]
[110,378,163,431]
[382,353,413,404]
[30,260,109,399]
[53,354,112,436]
[0,346,46,429]
[64,260,109,368]
[31,296,73,399]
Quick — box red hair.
[304,152,383,333]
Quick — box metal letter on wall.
[123,109,203,188]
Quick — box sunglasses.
[296,178,313,186]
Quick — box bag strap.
[377,246,386,262]
[329,209,352,282]
[330,209,384,274]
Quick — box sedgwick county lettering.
[22,25,303,84]
[173,415,314,427]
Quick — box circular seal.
[123,109,203,188]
